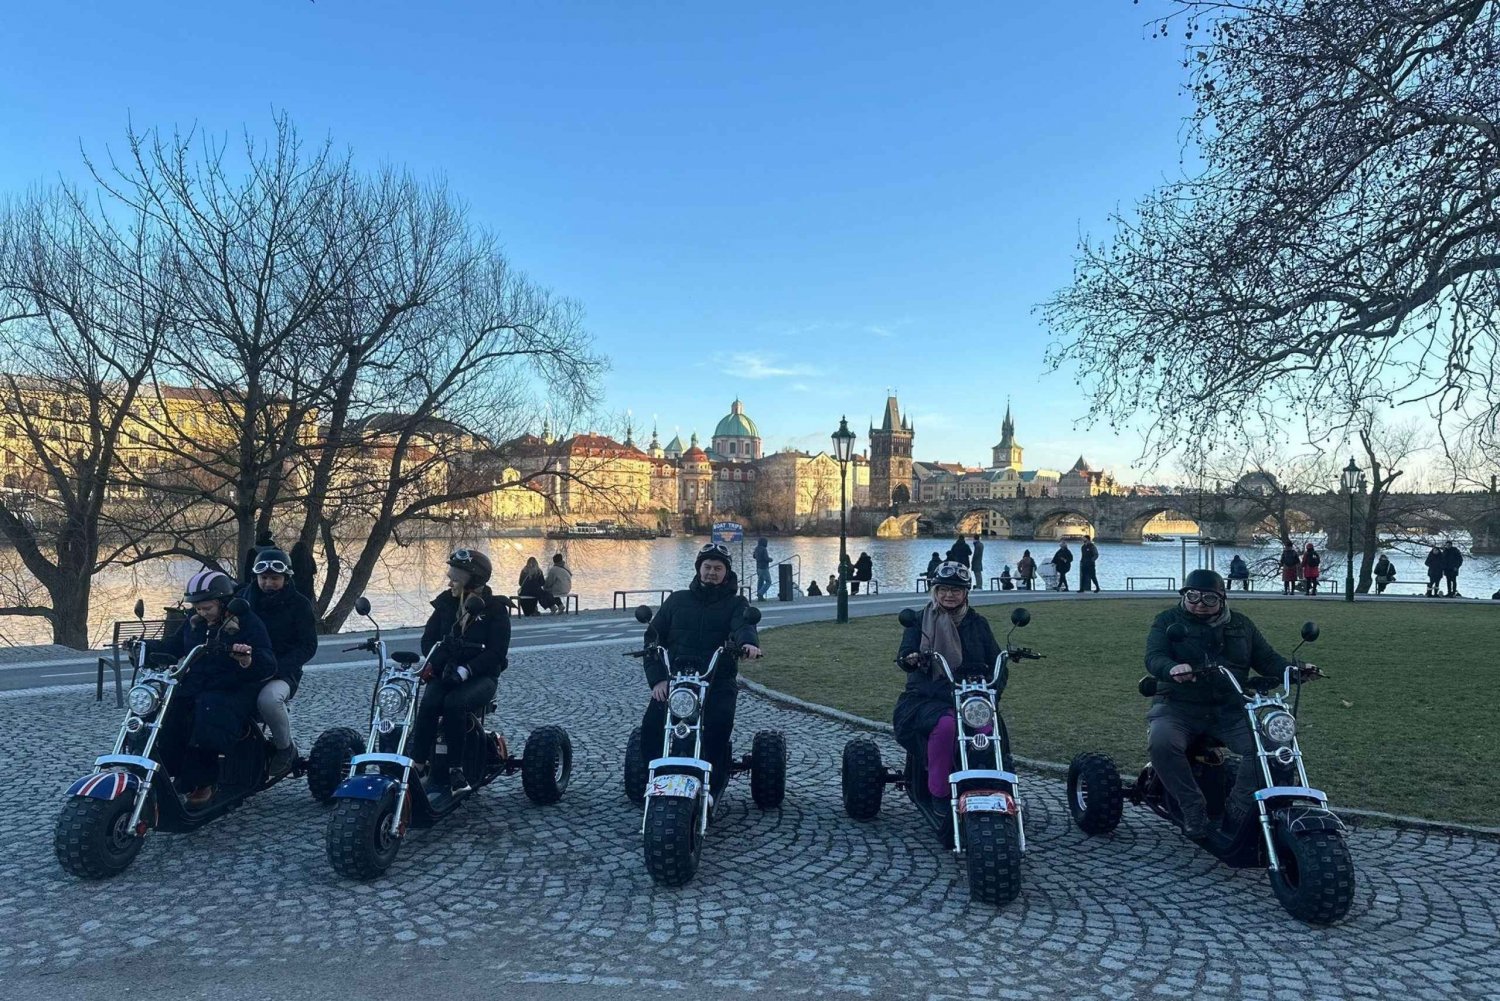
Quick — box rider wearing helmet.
[1144,568,1307,839]
[893,561,1005,803]
[146,569,277,806]
[638,543,762,805]
[411,548,512,794]
[238,546,319,778]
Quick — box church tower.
[868,394,914,506]
[991,402,1023,471]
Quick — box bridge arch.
[1033,507,1097,541]
[1237,506,1328,545]
[1123,505,1204,543]
[956,508,1010,539]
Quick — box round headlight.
[668,688,700,721]
[127,683,162,718]
[376,683,410,721]
[1262,711,1297,746]
[960,697,995,731]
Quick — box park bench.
[1125,576,1177,591]
[614,589,673,611]
[97,615,172,708]
[509,593,579,616]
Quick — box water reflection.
[7,532,1495,648]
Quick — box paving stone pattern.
[1,648,1497,1000]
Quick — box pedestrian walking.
[1051,542,1074,591]
[753,537,773,602]
[1078,536,1100,592]
[970,537,985,590]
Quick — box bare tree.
[0,188,174,647]
[1042,1,1500,458]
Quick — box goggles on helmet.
[253,559,290,575]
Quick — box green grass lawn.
[743,598,1500,826]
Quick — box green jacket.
[1144,605,1288,707]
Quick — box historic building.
[710,399,762,463]
[868,395,914,507]
[1056,455,1119,498]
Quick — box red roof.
[682,445,709,461]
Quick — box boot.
[448,767,472,794]
[1179,803,1210,840]
[186,785,216,808]
[268,742,297,778]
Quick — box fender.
[957,790,1019,816]
[331,773,399,801]
[645,774,701,800]
[66,769,141,802]
[1274,804,1346,836]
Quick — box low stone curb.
[738,675,1500,840]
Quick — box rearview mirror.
[354,596,371,617]
[1010,607,1030,628]
[1300,621,1319,643]
[1166,623,1187,642]
[634,605,653,624]
[133,598,145,620]
[226,597,250,617]
[897,608,919,628]
[463,594,486,615]
[743,606,762,625]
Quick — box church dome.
[713,399,759,439]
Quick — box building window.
[728,441,736,455]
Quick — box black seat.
[390,651,422,666]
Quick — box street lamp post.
[831,416,857,624]
[1341,457,1362,603]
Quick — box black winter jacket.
[893,607,1003,747]
[420,589,512,680]
[146,608,277,753]
[1080,541,1099,565]
[238,583,318,695]
[1441,546,1464,572]
[854,554,873,582]
[946,539,972,567]
[643,573,758,689]
[1144,605,1288,708]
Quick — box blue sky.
[0,1,1199,481]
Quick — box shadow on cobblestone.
[2,649,1497,1000]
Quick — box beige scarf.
[919,599,967,679]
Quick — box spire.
[649,421,660,449]
[623,409,634,448]
[879,394,902,433]
[541,415,554,445]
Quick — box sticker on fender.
[646,775,700,799]
[960,793,1015,814]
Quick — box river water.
[5,534,1496,648]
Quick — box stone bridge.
[868,491,1500,553]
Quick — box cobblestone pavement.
[3,646,1498,1001]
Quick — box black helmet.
[251,547,293,576]
[447,548,492,588]
[1180,568,1226,596]
[184,569,236,604]
[932,561,974,590]
[695,542,732,570]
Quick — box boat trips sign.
[712,522,743,545]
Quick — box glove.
[440,663,471,685]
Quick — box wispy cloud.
[718,351,819,380]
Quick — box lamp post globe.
[831,416,857,624]
[1341,457,1361,602]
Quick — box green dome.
[713,399,759,439]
